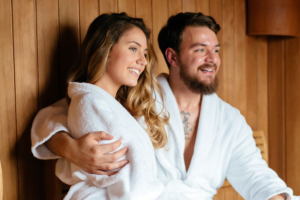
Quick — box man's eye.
[129,47,137,52]
[144,54,147,58]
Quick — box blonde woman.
[58,13,169,200]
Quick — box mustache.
[197,63,217,70]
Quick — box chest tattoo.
[180,111,192,140]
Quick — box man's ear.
[165,48,178,67]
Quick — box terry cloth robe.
[153,74,297,200]
[53,82,166,200]
[31,76,299,200]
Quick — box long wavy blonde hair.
[67,13,169,148]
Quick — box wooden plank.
[0,0,18,199]
[13,0,45,199]
[168,0,182,17]
[267,37,286,181]
[221,0,235,107]
[36,1,62,199]
[225,186,237,200]
[152,0,169,75]
[209,0,223,98]
[99,0,118,14]
[196,0,209,15]
[79,0,99,43]
[136,0,152,41]
[256,36,268,141]
[214,187,225,200]
[58,0,80,96]
[183,0,196,12]
[118,0,135,17]
[285,36,300,194]
[234,0,247,117]
[0,160,2,200]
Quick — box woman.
[61,13,169,200]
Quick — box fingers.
[89,131,114,141]
[102,147,128,162]
[94,159,129,174]
[100,139,122,153]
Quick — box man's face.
[177,26,221,94]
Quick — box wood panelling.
[3,0,299,199]
[0,0,18,199]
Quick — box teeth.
[202,69,213,72]
[128,68,139,74]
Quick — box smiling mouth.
[127,67,140,75]
[200,68,214,72]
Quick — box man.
[31,12,296,199]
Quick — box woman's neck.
[94,74,120,97]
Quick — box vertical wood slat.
[99,0,118,14]
[209,0,223,99]
[196,0,209,14]
[221,0,235,107]
[136,0,153,42]
[79,0,99,43]
[13,0,45,199]
[234,0,246,117]
[36,1,62,200]
[58,0,80,96]
[268,37,286,181]
[0,0,18,199]
[168,0,182,16]
[118,0,136,17]
[183,0,197,12]
[152,0,169,75]
[285,36,300,194]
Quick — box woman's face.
[105,26,148,88]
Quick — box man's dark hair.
[158,12,220,68]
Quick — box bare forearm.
[45,131,73,158]
[269,193,286,200]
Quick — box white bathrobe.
[31,75,298,200]
[51,82,167,200]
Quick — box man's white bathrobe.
[31,75,297,200]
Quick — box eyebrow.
[190,43,221,48]
[128,41,148,51]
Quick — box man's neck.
[168,69,202,109]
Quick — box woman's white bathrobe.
[31,75,297,200]
[52,82,166,200]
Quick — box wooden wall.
[1,0,297,199]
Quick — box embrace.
[31,12,299,200]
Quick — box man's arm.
[45,131,128,175]
[31,98,128,175]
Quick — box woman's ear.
[165,48,178,67]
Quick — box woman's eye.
[214,49,219,53]
[129,47,137,52]
[197,49,204,52]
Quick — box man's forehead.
[182,26,219,46]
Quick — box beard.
[179,62,219,95]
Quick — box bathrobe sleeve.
[226,112,294,200]
[31,98,69,160]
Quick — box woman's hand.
[269,193,286,200]
[45,131,128,175]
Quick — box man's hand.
[45,131,128,175]
[269,193,286,200]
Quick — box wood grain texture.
[58,0,80,96]
[183,0,196,12]
[79,0,99,43]
[36,1,62,199]
[285,36,300,194]
[13,0,45,199]
[100,0,118,14]
[136,0,152,41]
[168,0,182,17]
[118,0,135,17]
[267,37,286,181]
[196,0,209,14]
[152,0,169,74]
[221,0,235,107]
[0,0,18,199]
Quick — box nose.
[205,50,216,64]
[137,52,147,66]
